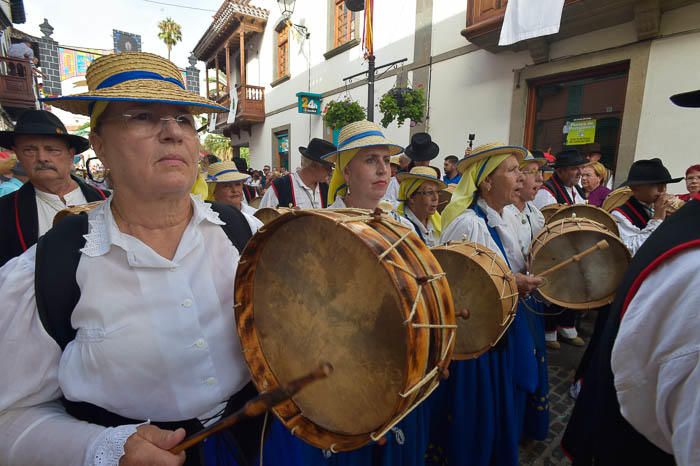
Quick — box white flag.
[499,0,566,46]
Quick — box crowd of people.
[0,50,698,466]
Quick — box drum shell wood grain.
[235,209,454,451]
[431,242,517,360]
[253,207,295,225]
[529,218,630,310]
[540,204,562,223]
[602,187,633,212]
[547,204,620,236]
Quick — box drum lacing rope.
[519,296,565,316]
[403,273,447,324]
[259,410,269,466]
[371,380,440,442]
[377,230,413,261]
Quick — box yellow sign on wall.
[566,118,597,145]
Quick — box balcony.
[212,84,266,137]
[461,0,699,63]
[0,56,37,111]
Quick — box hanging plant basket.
[379,87,426,128]
[323,99,367,130]
[344,0,365,12]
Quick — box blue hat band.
[96,70,185,91]
[338,130,385,149]
[207,169,246,181]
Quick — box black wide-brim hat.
[670,88,700,108]
[553,149,588,168]
[0,110,90,154]
[405,132,439,162]
[299,138,337,165]
[623,158,684,186]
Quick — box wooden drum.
[431,241,518,360]
[530,218,631,310]
[540,204,562,222]
[235,209,456,451]
[602,187,632,212]
[253,207,294,225]
[547,204,620,236]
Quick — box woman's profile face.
[483,155,522,207]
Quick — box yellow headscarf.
[90,101,109,130]
[327,148,359,205]
[397,177,442,234]
[440,154,511,230]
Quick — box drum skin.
[253,207,294,225]
[431,242,517,360]
[602,186,633,212]
[547,204,620,236]
[530,218,631,310]
[235,209,455,451]
[540,204,562,223]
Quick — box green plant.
[379,87,426,128]
[157,17,182,60]
[203,133,232,160]
[323,99,366,130]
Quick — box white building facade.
[194,0,700,192]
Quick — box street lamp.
[277,0,295,19]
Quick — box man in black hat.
[0,110,108,267]
[534,149,587,208]
[259,138,335,209]
[611,158,682,256]
[561,90,700,466]
[405,132,441,177]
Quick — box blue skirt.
[521,297,550,441]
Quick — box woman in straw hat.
[0,52,264,466]
[430,143,544,466]
[396,166,445,247]
[206,160,261,217]
[0,155,23,196]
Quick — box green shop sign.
[296,92,322,115]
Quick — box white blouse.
[440,198,526,273]
[404,207,440,247]
[35,186,88,237]
[611,208,662,256]
[507,202,545,258]
[0,195,260,465]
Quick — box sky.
[20,0,229,71]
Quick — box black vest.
[243,184,255,203]
[271,174,328,208]
[34,203,256,466]
[541,173,584,205]
[613,196,651,230]
[562,198,700,465]
[0,176,108,267]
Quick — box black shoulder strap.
[209,202,253,253]
[272,175,294,208]
[319,182,329,208]
[35,213,89,350]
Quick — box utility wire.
[143,0,217,12]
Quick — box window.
[276,23,289,79]
[333,0,355,48]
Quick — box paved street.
[519,313,596,465]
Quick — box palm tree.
[157,17,182,61]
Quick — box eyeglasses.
[521,169,539,176]
[414,190,440,198]
[102,111,197,135]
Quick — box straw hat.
[457,142,527,173]
[396,165,447,189]
[42,52,228,116]
[390,154,402,166]
[321,120,403,163]
[520,150,548,169]
[0,155,17,173]
[206,161,250,183]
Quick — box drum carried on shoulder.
[235,208,456,451]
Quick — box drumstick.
[537,240,609,278]
[169,363,333,455]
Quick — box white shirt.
[241,203,258,216]
[533,183,585,209]
[0,195,260,465]
[611,207,662,256]
[441,198,526,273]
[35,186,88,237]
[384,177,400,206]
[404,207,440,247]
[259,172,324,209]
[507,201,545,258]
[612,249,700,465]
[8,42,35,60]
[328,197,414,229]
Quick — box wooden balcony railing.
[211,84,265,134]
[0,56,38,109]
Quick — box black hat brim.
[623,176,684,186]
[299,146,334,166]
[0,131,90,154]
[553,159,588,168]
[405,142,439,161]
[670,89,700,108]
